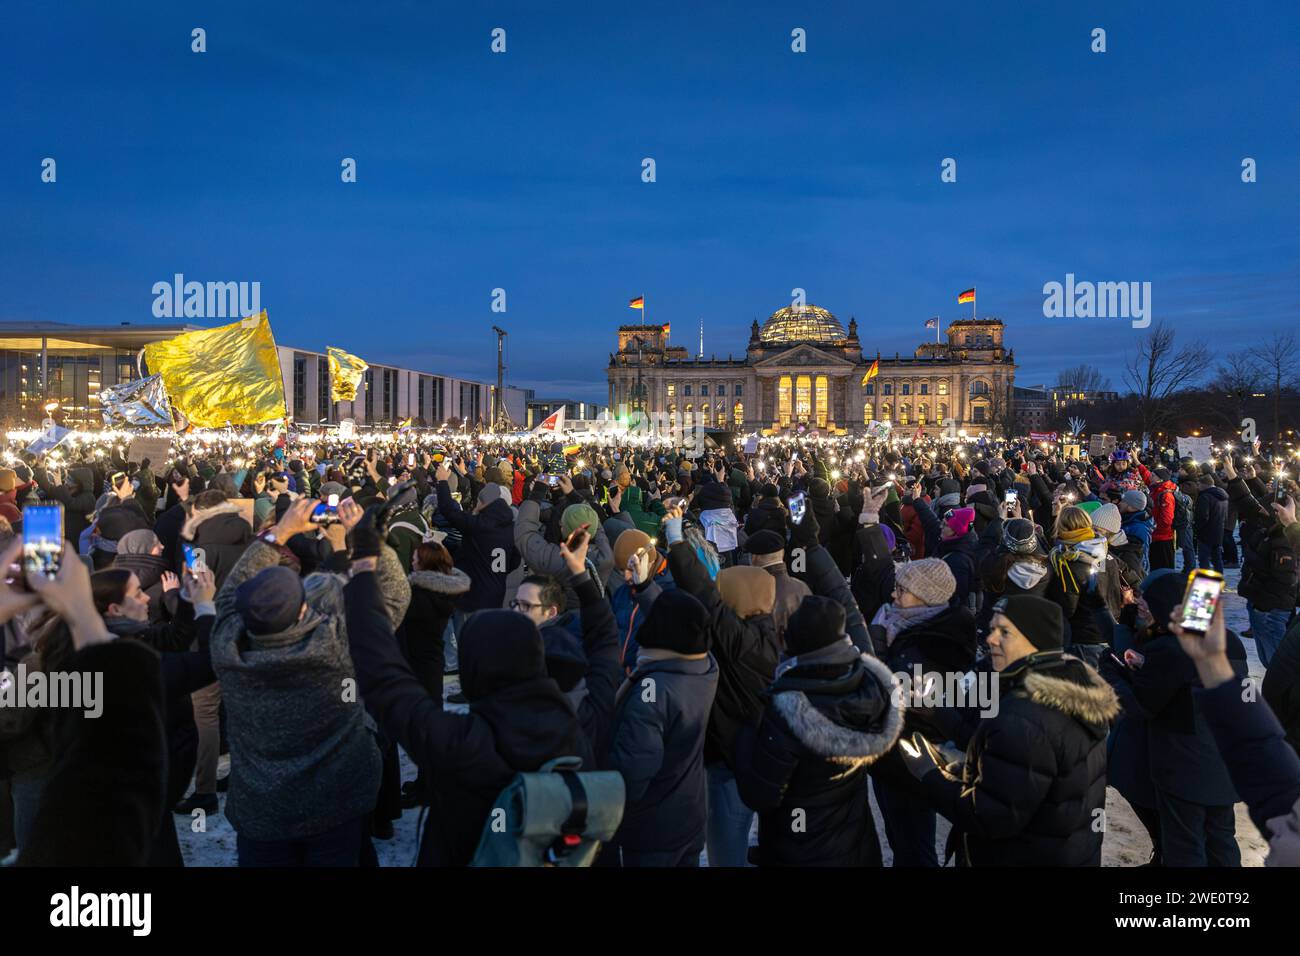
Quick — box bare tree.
[1123,321,1210,439]
[1056,363,1112,393]
[1251,331,1299,454]
[1205,349,1263,433]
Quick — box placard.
[1088,434,1116,457]
[1176,436,1213,462]
[127,436,174,476]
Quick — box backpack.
[469,756,625,867]
[1171,490,1191,532]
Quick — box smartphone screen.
[1179,572,1224,634]
[546,475,560,487]
[1005,490,1017,503]
[22,504,63,579]
[407,453,416,467]
[789,492,807,525]
[182,541,197,570]
[327,493,340,512]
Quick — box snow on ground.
[178,565,1270,867]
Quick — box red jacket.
[1148,479,1178,541]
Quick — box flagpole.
[972,286,976,321]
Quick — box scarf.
[870,601,947,647]
[1057,525,1094,545]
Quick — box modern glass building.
[0,321,527,429]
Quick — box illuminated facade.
[607,304,1017,435]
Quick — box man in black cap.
[900,594,1120,866]
[743,527,809,645]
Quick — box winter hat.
[235,566,305,636]
[894,558,956,607]
[784,595,847,656]
[1140,569,1185,632]
[1121,490,1148,512]
[600,468,613,481]
[743,529,785,557]
[716,565,776,619]
[759,482,780,499]
[637,589,711,656]
[477,482,506,508]
[938,477,962,497]
[945,506,976,537]
[117,529,160,556]
[561,502,600,539]
[694,481,732,512]
[274,492,293,523]
[96,504,151,543]
[1001,518,1042,556]
[1077,500,1103,517]
[1091,503,1123,536]
[935,492,961,509]
[0,468,16,493]
[541,625,589,692]
[458,610,546,701]
[319,480,347,500]
[489,461,514,487]
[1153,467,1172,482]
[809,478,832,500]
[879,524,897,552]
[613,528,653,571]
[992,594,1063,651]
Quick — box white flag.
[534,406,565,434]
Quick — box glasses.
[509,599,547,612]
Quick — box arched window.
[899,403,910,425]
[684,403,693,425]
[734,401,744,424]
[880,403,892,422]
[917,403,928,424]
[938,403,948,422]
[863,405,872,425]
[778,375,792,426]
[716,401,726,425]
[970,380,990,396]
[700,404,711,427]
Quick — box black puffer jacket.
[875,603,978,742]
[398,568,471,701]
[921,651,1119,866]
[667,539,780,769]
[1193,485,1229,546]
[735,648,903,866]
[182,502,253,589]
[1262,618,1300,755]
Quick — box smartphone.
[546,475,560,487]
[566,525,589,551]
[22,504,63,579]
[312,493,341,524]
[789,491,807,525]
[1178,569,1225,636]
[182,541,198,571]
[1005,490,1018,504]
[407,453,416,467]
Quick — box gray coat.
[210,539,410,841]
[514,499,615,608]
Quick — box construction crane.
[491,325,514,431]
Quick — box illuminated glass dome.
[760,304,846,344]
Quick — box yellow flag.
[327,346,369,403]
[143,311,286,427]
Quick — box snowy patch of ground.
[177,565,1272,866]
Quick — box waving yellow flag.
[327,346,369,403]
[143,311,286,427]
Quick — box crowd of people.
[1,427,1298,867]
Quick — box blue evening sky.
[2,1,1296,403]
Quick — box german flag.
[860,359,879,387]
[957,288,976,304]
[661,322,670,336]
[629,295,644,309]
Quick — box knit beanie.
[992,594,1064,651]
[1077,499,1103,517]
[716,565,776,619]
[117,529,161,556]
[1001,518,1041,556]
[1121,490,1147,512]
[945,506,975,537]
[478,482,505,508]
[561,502,600,539]
[1091,503,1123,536]
[894,558,956,607]
[1141,570,1185,632]
[936,492,961,509]
[809,478,832,500]
[613,528,652,570]
[694,481,732,512]
[784,595,847,656]
[637,589,711,656]
[743,529,785,557]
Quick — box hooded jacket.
[398,567,471,699]
[735,648,903,866]
[182,501,253,588]
[1226,476,1299,613]
[514,498,613,610]
[1192,485,1229,545]
[344,586,592,866]
[922,651,1120,866]
[667,540,780,768]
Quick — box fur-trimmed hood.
[182,500,245,541]
[409,568,471,596]
[1021,657,1121,726]
[770,654,904,768]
